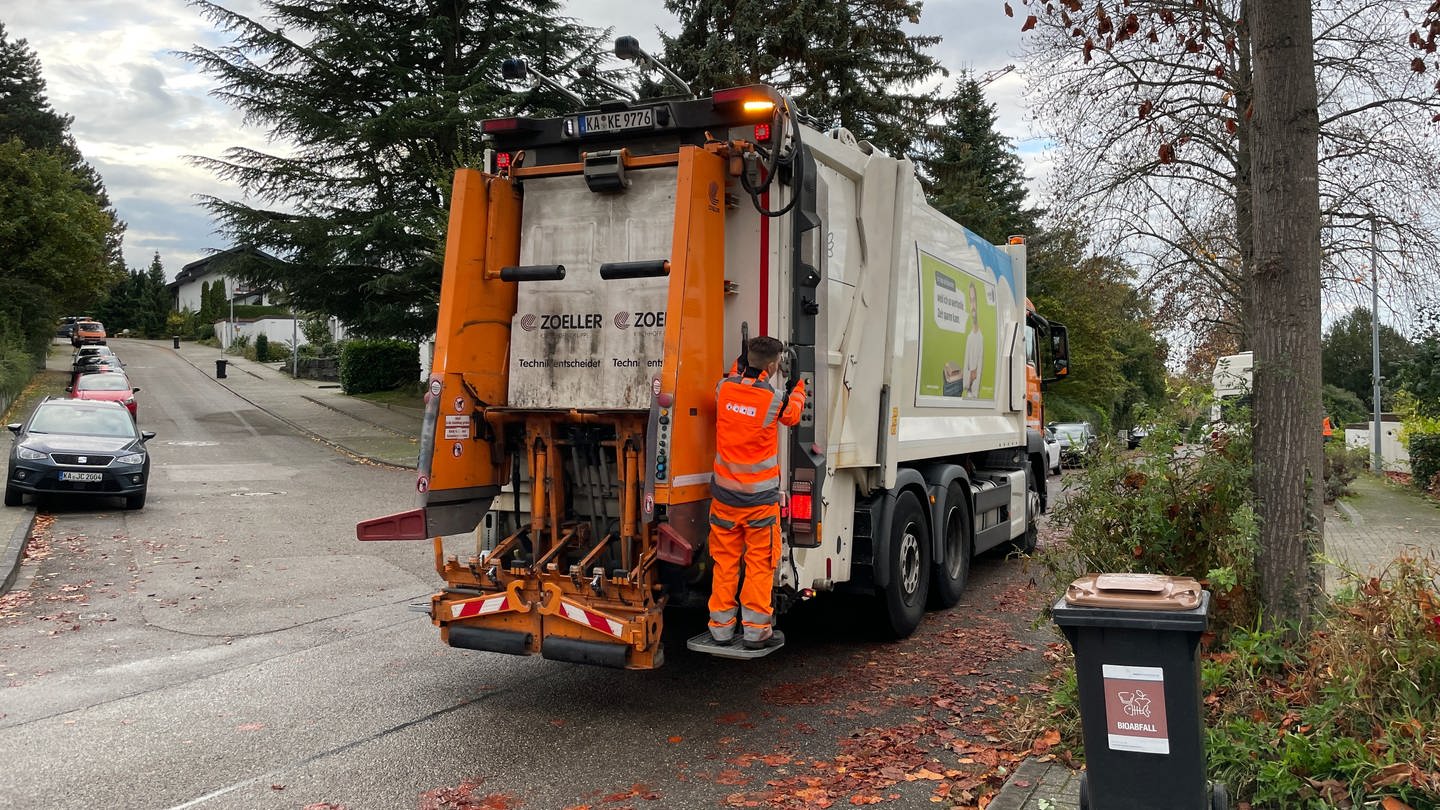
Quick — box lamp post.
[228,285,235,356]
[1369,218,1382,476]
[292,306,299,377]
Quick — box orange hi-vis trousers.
[707,500,782,643]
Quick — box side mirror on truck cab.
[1047,322,1071,383]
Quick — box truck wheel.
[879,491,930,637]
[928,482,971,609]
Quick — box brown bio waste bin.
[1052,573,1227,810]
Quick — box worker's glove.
[786,376,806,401]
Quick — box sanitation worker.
[1322,415,1333,443]
[708,336,807,650]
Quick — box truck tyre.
[879,491,930,638]
[928,481,971,609]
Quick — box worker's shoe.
[742,628,785,651]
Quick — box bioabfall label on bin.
[1101,664,1170,754]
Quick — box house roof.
[168,246,280,290]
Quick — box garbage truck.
[357,63,1070,669]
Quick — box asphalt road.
[0,340,1060,810]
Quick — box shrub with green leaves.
[1322,441,1367,502]
[1037,393,1260,633]
[339,339,418,394]
[254,333,269,363]
[1205,555,1440,808]
[1410,433,1440,495]
[0,341,34,405]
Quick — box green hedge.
[1411,433,1440,493]
[231,304,292,319]
[0,342,34,408]
[254,333,270,363]
[339,339,419,394]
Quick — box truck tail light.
[481,116,534,133]
[713,86,779,119]
[789,492,813,521]
[495,151,513,170]
[754,123,772,143]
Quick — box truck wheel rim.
[944,507,964,578]
[900,525,921,596]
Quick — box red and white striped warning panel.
[558,600,624,638]
[451,594,510,619]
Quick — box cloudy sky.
[2,0,1039,279]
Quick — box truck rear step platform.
[686,631,784,659]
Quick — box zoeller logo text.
[725,402,757,417]
[520,313,603,331]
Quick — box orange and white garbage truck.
[358,66,1070,669]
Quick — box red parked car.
[68,372,139,417]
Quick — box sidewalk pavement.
[990,471,1440,809]
[170,340,423,469]
[2,338,423,597]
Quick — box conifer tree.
[182,1,600,339]
[659,0,947,158]
[918,75,1039,245]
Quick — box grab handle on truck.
[599,260,671,280]
[499,264,566,282]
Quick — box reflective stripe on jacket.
[712,368,806,507]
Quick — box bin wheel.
[1210,781,1228,810]
[1078,772,1089,810]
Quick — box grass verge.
[352,386,425,412]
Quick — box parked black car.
[72,345,121,373]
[5,398,153,509]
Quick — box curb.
[990,758,1082,810]
[173,350,417,471]
[300,394,418,439]
[0,506,37,596]
[1335,499,1362,526]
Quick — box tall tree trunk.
[1249,0,1324,631]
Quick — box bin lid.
[1064,573,1202,611]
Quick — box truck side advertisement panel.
[916,249,1000,407]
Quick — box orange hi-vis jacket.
[711,368,806,508]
